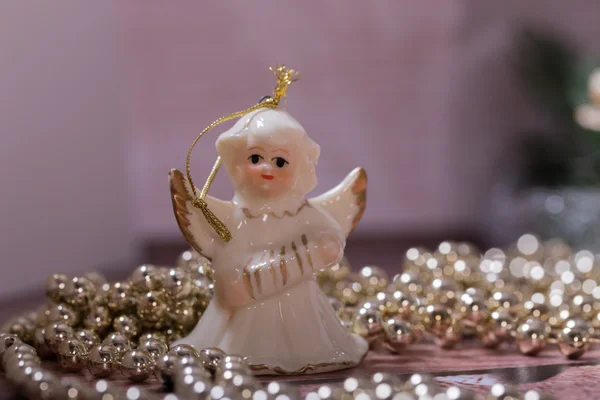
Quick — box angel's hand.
[316,233,344,268]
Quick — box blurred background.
[2,1,600,304]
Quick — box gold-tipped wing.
[169,169,232,260]
[309,167,367,238]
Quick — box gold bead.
[571,294,598,320]
[190,274,214,311]
[352,306,383,345]
[429,278,458,307]
[131,264,164,292]
[434,320,462,349]
[358,266,389,296]
[558,325,590,359]
[75,329,100,351]
[107,282,136,314]
[63,276,96,308]
[83,271,108,288]
[137,338,168,362]
[113,315,140,339]
[488,309,518,342]
[4,316,36,343]
[102,332,132,357]
[393,270,423,295]
[170,300,200,332]
[334,281,360,306]
[43,322,75,353]
[168,343,200,358]
[382,317,415,353]
[516,318,550,356]
[137,290,169,326]
[337,306,356,329]
[88,344,119,378]
[57,338,89,372]
[46,303,79,326]
[457,290,488,330]
[83,306,112,337]
[421,304,454,337]
[139,331,168,343]
[198,347,226,374]
[45,273,69,303]
[121,349,154,382]
[32,328,53,358]
[162,268,193,300]
[489,290,520,311]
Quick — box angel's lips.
[261,174,274,180]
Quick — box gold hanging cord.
[185,65,299,242]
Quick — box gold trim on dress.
[254,268,262,295]
[269,249,277,286]
[280,246,288,285]
[248,360,354,375]
[301,234,314,271]
[291,241,304,275]
[241,200,311,219]
[243,259,255,299]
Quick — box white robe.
[175,199,368,374]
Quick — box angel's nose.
[261,163,273,173]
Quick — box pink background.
[2,1,600,297]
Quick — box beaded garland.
[1,234,595,399]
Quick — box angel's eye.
[273,157,288,168]
[248,154,263,164]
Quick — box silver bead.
[487,383,521,399]
[60,377,89,400]
[174,368,213,399]
[353,306,383,345]
[198,347,226,374]
[138,338,169,361]
[121,349,154,383]
[168,343,200,358]
[0,333,21,371]
[516,318,550,356]
[88,344,120,378]
[558,325,590,359]
[382,317,415,353]
[75,329,100,351]
[102,331,132,357]
[2,343,37,370]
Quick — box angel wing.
[309,167,367,238]
[169,169,233,260]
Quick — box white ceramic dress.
[170,109,368,375]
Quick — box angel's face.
[233,137,297,199]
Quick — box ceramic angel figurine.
[169,66,368,375]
